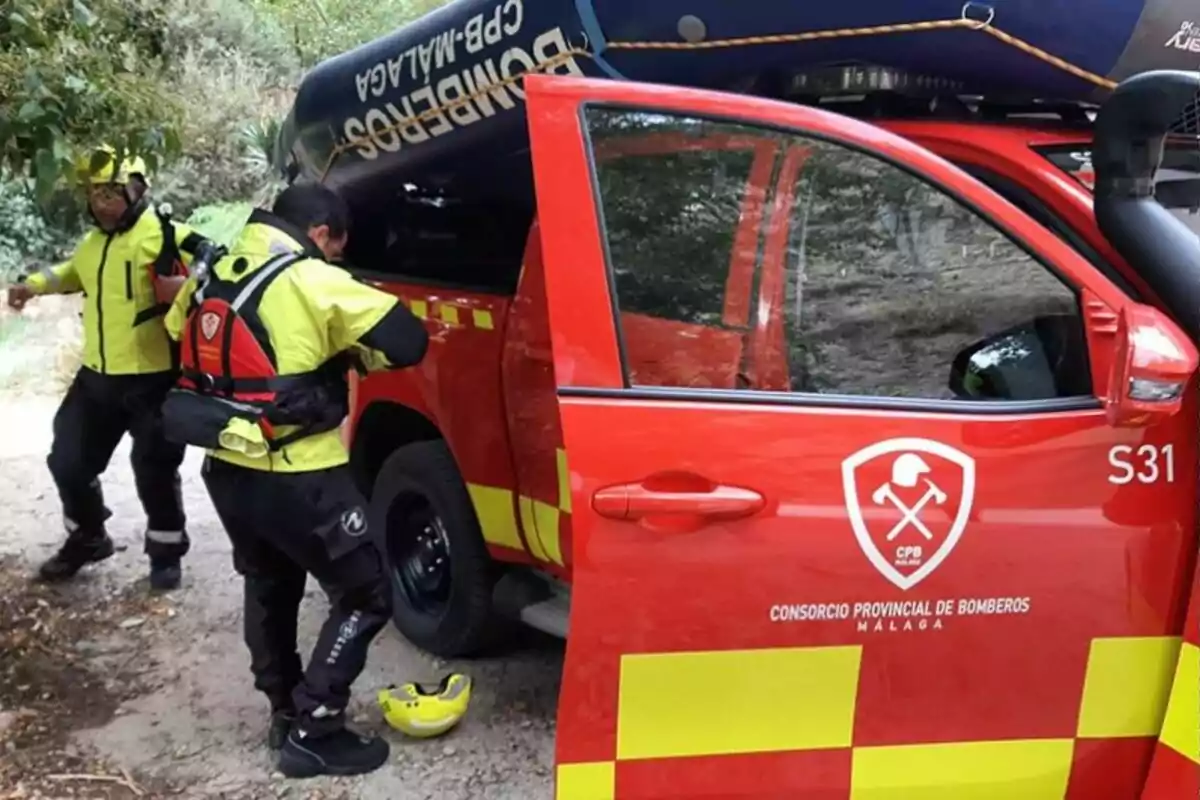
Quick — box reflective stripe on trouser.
[144,527,189,561]
[202,458,390,735]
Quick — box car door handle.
[592,481,765,521]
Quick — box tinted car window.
[586,108,1091,403]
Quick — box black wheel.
[369,440,504,657]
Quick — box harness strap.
[152,209,191,278]
[192,249,301,305]
[222,251,307,378]
[267,426,328,451]
[180,368,335,394]
[187,251,305,383]
[181,250,348,454]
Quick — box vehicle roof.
[876,118,1091,145]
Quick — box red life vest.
[162,251,351,454]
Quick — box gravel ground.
[0,298,563,799]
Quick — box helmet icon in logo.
[842,438,976,590]
[890,453,931,487]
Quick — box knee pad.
[334,577,392,620]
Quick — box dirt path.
[0,301,562,799]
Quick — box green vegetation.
[1,0,185,198]
[186,202,254,246]
[0,0,447,282]
[249,0,448,68]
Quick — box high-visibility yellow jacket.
[25,204,202,375]
[165,210,429,473]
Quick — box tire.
[369,439,504,658]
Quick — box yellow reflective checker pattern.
[557,634,1185,799]
[1157,640,1199,764]
[405,297,494,330]
[465,446,571,567]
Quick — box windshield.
[1033,141,1200,237]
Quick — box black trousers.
[47,367,188,560]
[201,457,391,735]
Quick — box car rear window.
[1033,142,1200,237]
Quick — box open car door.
[524,74,1200,800]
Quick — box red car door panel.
[526,74,1197,800]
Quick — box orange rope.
[316,13,1117,182]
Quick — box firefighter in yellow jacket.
[160,183,428,777]
[5,147,204,590]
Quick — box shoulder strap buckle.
[191,241,229,286]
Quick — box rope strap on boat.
[320,2,1117,181]
[602,5,1116,92]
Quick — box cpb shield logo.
[199,311,221,341]
[841,437,976,591]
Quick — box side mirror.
[949,314,1089,401]
[1106,303,1198,428]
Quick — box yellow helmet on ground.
[76,145,150,186]
[378,673,472,739]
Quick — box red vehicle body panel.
[346,74,1199,798]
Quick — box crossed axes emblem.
[871,453,948,541]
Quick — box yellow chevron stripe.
[1159,641,1199,762]
[518,495,549,562]
[1076,636,1179,738]
[557,447,572,513]
[466,483,523,552]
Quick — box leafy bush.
[2,0,451,269]
[160,0,297,80]
[0,178,75,282]
[147,44,294,217]
[1,0,185,196]
[249,0,448,67]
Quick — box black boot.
[277,725,390,778]
[37,533,115,582]
[268,709,295,751]
[148,557,182,591]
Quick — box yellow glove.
[217,418,269,459]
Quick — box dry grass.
[0,556,178,798]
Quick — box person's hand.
[153,275,188,305]
[6,283,34,311]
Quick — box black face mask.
[113,192,149,232]
[88,181,149,234]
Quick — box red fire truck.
[275,5,1200,794]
